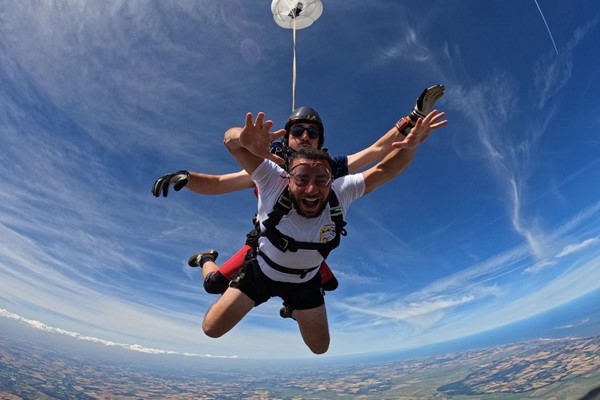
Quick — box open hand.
[239,112,286,165]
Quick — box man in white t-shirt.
[202,110,447,354]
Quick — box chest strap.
[260,187,347,259]
[257,250,319,279]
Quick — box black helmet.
[284,106,325,149]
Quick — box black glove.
[151,170,190,197]
[408,84,445,123]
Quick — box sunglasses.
[289,125,320,139]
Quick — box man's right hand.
[238,112,286,165]
[151,170,190,197]
[392,110,447,150]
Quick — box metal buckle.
[278,237,289,251]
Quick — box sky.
[1,0,599,360]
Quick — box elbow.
[223,127,243,150]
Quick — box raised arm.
[224,112,286,176]
[346,85,445,173]
[362,110,447,195]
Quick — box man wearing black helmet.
[152,85,445,297]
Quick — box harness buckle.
[278,237,289,251]
[277,194,292,210]
[330,205,343,218]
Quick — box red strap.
[219,244,252,279]
[319,261,333,282]
[394,116,412,136]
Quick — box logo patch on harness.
[320,224,336,243]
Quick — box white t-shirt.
[252,159,365,283]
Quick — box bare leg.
[293,304,330,354]
[202,286,254,338]
[202,260,220,280]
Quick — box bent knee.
[309,342,330,355]
[202,321,225,338]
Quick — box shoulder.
[329,155,348,178]
[252,160,288,198]
[252,159,283,180]
[334,173,364,189]
[332,173,365,207]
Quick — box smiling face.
[287,123,321,151]
[287,157,333,218]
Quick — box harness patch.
[320,224,337,243]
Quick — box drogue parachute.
[271,1,323,110]
[271,0,323,30]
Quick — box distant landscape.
[1,320,598,400]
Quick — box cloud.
[534,17,598,109]
[332,200,600,344]
[341,295,476,329]
[557,237,600,258]
[553,318,590,330]
[336,282,505,332]
[446,66,561,260]
[0,308,236,358]
[524,259,557,275]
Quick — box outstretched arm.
[186,170,253,194]
[224,112,286,176]
[346,85,445,174]
[151,168,255,198]
[151,127,256,198]
[362,110,447,195]
[185,127,257,194]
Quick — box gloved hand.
[408,84,445,123]
[151,170,190,197]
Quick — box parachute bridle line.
[291,11,297,111]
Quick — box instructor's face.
[287,159,332,218]
[287,123,320,151]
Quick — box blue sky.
[1,0,599,360]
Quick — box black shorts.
[229,257,324,310]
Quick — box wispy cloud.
[533,17,598,109]
[331,200,600,347]
[0,308,236,358]
[446,74,551,258]
[339,294,477,329]
[557,237,600,258]
[553,317,590,330]
[523,206,600,275]
[445,17,598,260]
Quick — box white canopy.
[271,0,323,30]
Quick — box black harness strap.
[261,187,347,259]
[257,250,319,279]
